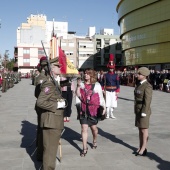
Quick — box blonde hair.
[84,68,97,84]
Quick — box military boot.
[110,108,116,119]
[106,107,110,119]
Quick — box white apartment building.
[14,14,122,73]
[15,14,68,73]
[93,33,122,70]
[58,31,77,67]
[100,28,114,35]
[88,27,96,37]
[77,37,94,69]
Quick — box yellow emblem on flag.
[66,58,79,74]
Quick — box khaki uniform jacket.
[36,77,64,129]
[134,81,152,128]
[34,71,47,98]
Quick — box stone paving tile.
[0,159,23,170]
[0,79,170,170]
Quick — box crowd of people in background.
[0,69,21,95]
[96,68,170,93]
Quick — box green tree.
[6,58,15,71]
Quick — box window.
[79,53,91,57]
[61,42,66,46]
[69,51,73,55]
[65,51,73,55]
[79,54,86,57]
[65,51,70,55]
[23,59,30,63]
[69,43,74,47]
[23,49,30,54]
[38,49,45,55]
[79,45,86,48]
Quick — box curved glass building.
[117,0,170,69]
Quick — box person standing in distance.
[104,54,120,119]
[134,67,152,156]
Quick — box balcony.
[14,53,18,57]
[96,44,101,49]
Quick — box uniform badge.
[136,90,141,94]
[44,87,50,94]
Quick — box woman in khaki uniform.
[134,67,152,156]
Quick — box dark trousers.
[62,87,73,117]
[35,106,43,160]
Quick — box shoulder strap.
[92,83,95,92]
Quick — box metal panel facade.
[117,0,170,66]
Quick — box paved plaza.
[0,79,170,170]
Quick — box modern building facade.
[93,34,122,70]
[117,0,170,70]
[15,14,68,73]
[58,32,77,67]
[14,14,122,73]
[77,37,94,69]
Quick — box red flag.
[58,47,67,74]
[58,46,80,77]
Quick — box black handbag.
[97,106,106,121]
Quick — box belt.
[105,86,117,90]
[135,101,143,104]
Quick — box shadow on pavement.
[20,120,42,170]
[62,126,82,152]
[98,127,136,151]
[118,97,134,102]
[98,127,170,169]
[148,152,170,170]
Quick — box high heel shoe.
[64,117,67,122]
[135,149,147,156]
[132,149,140,154]
[92,142,97,149]
[66,117,70,122]
[80,148,88,157]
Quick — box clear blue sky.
[0,0,120,58]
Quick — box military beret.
[40,56,47,66]
[138,67,150,76]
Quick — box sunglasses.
[137,72,144,76]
